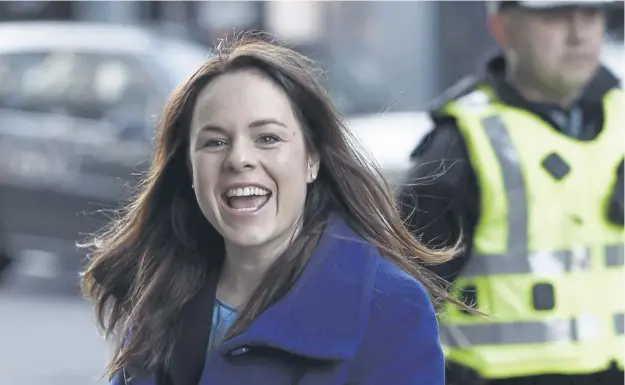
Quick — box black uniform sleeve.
[398,118,480,283]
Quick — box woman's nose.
[224,140,256,172]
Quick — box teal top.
[207,298,239,353]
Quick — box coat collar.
[217,214,380,361]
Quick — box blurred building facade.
[0,0,622,114]
[0,1,501,114]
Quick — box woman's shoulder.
[350,253,443,383]
[371,256,434,311]
[322,214,434,310]
[317,216,437,344]
[331,230,443,383]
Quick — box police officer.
[399,1,624,384]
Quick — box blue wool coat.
[111,215,445,385]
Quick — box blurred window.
[606,3,624,42]
[0,51,158,139]
[310,1,439,116]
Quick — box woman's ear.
[307,154,320,184]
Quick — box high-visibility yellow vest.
[437,86,625,379]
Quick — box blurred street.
[0,1,622,383]
[0,292,108,385]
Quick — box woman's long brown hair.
[81,32,466,378]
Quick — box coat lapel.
[216,214,379,361]
[125,214,381,385]
[166,268,220,385]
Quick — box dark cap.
[487,0,615,14]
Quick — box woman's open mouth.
[222,186,272,213]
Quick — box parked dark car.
[0,22,209,294]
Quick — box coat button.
[229,346,250,356]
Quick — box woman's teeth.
[226,187,270,197]
[225,186,272,212]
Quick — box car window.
[0,51,159,140]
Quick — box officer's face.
[504,7,605,97]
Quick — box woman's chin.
[222,227,274,249]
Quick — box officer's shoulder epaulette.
[427,75,482,113]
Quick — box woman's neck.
[217,227,299,308]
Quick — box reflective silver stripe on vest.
[461,116,620,277]
[615,313,624,335]
[461,115,529,277]
[442,313,624,347]
[440,317,602,347]
[606,245,625,267]
[463,249,593,277]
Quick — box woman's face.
[188,69,318,250]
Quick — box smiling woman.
[189,69,317,258]
[80,32,464,385]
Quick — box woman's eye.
[257,135,281,146]
[204,139,227,149]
